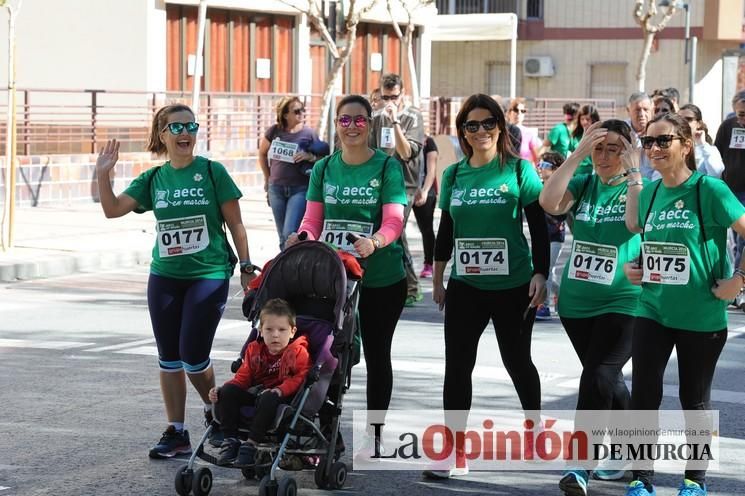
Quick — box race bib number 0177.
[641,241,690,285]
[321,219,374,254]
[157,215,209,257]
[567,240,617,286]
[455,238,509,276]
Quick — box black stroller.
[174,240,361,496]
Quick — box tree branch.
[387,0,405,40]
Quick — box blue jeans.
[268,184,308,250]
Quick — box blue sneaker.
[594,468,626,480]
[559,469,588,496]
[148,425,191,459]
[625,480,656,496]
[535,305,551,320]
[677,479,706,496]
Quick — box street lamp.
[659,0,697,102]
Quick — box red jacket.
[225,335,311,398]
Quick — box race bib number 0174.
[157,215,209,257]
[641,241,690,285]
[567,240,617,286]
[455,238,509,276]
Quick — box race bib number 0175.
[567,240,617,286]
[641,241,690,285]
[321,219,374,254]
[157,215,209,257]
[455,238,509,276]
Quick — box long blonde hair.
[275,96,303,129]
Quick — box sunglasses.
[463,117,499,134]
[511,108,527,114]
[163,121,199,135]
[538,161,556,170]
[291,108,305,116]
[640,134,683,149]
[336,114,370,128]
[380,94,401,101]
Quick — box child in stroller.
[208,298,311,467]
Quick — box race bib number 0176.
[641,241,690,285]
[157,215,209,257]
[567,240,617,286]
[321,219,374,254]
[455,238,509,276]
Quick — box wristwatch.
[239,261,259,274]
[371,236,382,250]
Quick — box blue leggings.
[147,274,229,373]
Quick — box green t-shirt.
[123,156,242,280]
[548,123,578,158]
[636,172,745,331]
[575,157,594,176]
[558,174,642,318]
[439,156,543,290]
[306,149,408,288]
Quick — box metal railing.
[0,89,616,157]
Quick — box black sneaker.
[148,425,192,459]
[204,409,223,448]
[236,443,257,466]
[216,438,241,466]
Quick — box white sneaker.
[422,451,468,479]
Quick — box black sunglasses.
[511,108,527,114]
[640,134,683,149]
[336,114,370,128]
[380,94,401,101]
[291,108,305,116]
[162,121,199,135]
[463,117,499,134]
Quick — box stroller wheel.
[328,461,348,489]
[314,459,328,489]
[241,466,256,480]
[277,476,297,496]
[258,475,277,496]
[191,467,212,496]
[174,464,192,496]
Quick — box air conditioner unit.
[524,56,555,77]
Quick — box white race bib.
[641,241,690,285]
[567,240,617,286]
[157,215,210,258]
[455,238,509,276]
[321,219,374,254]
[729,128,745,149]
[268,140,299,163]
[380,127,396,149]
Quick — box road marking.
[0,487,11,492]
[0,339,94,349]
[84,338,155,353]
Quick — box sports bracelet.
[734,268,745,285]
[626,167,641,174]
[627,180,644,187]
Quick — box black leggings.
[631,317,727,487]
[560,313,633,411]
[443,278,541,412]
[216,384,284,441]
[358,278,407,411]
[412,190,436,265]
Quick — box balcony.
[435,0,519,15]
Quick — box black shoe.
[148,425,192,459]
[204,409,223,448]
[236,443,257,466]
[216,438,241,466]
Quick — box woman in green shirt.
[287,95,408,446]
[571,104,600,176]
[623,112,745,496]
[540,119,642,494]
[95,104,257,459]
[423,94,550,479]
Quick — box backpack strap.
[571,173,594,216]
[207,160,238,267]
[695,176,716,285]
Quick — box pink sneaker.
[420,264,433,278]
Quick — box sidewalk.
[0,197,284,282]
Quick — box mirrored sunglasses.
[337,114,370,128]
[163,121,200,135]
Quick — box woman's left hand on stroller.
[208,386,220,403]
[260,387,282,398]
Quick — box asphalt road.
[2,267,745,496]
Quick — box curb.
[0,249,153,282]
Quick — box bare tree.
[386,0,433,108]
[282,0,376,139]
[633,0,680,92]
